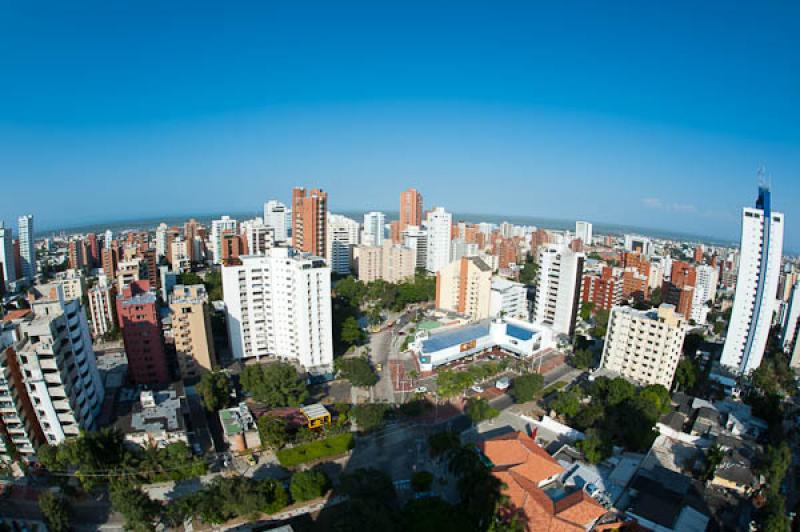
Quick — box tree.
[577,429,611,464]
[518,261,538,286]
[570,348,593,369]
[336,356,378,387]
[341,316,364,347]
[673,357,698,392]
[701,445,724,481]
[402,497,470,532]
[590,309,609,338]
[340,468,397,502]
[436,370,474,398]
[110,482,161,532]
[550,389,582,418]
[759,495,790,532]
[351,404,389,432]
[38,491,70,532]
[509,374,544,403]
[290,470,329,502]
[648,286,663,306]
[605,378,635,406]
[257,415,289,449]
[240,362,308,407]
[579,301,594,321]
[465,397,499,423]
[196,371,233,412]
[428,431,461,457]
[411,470,434,492]
[761,442,792,493]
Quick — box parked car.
[376,363,383,372]
[414,386,428,393]
[495,377,510,390]
[471,385,484,393]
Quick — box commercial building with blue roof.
[411,317,555,371]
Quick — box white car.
[414,386,428,394]
[495,377,510,390]
[471,385,484,393]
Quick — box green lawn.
[276,433,354,467]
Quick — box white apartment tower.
[721,186,784,373]
[0,222,16,286]
[575,221,592,245]
[210,216,238,265]
[88,283,116,338]
[600,304,686,389]
[362,211,386,247]
[781,282,800,353]
[533,243,585,337]
[263,200,289,242]
[402,225,428,270]
[18,215,36,282]
[155,223,169,261]
[490,277,529,320]
[690,264,719,324]
[241,218,275,256]
[222,248,333,374]
[327,214,360,275]
[424,207,452,273]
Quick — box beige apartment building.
[435,256,492,320]
[600,304,686,388]
[169,284,216,381]
[356,241,416,284]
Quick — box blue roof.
[421,323,489,352]
[505,323,535,341]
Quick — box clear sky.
[1,2,798,249]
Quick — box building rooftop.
[506,323,535,341]
[120,292,157,306]
[300,403,330,420]
[119,389,185,437]
[421,322,490,352]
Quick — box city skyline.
[1,3,798,248]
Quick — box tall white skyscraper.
[104,229,113,249]
[362,211,386,247]
[155,223,169,261]
[402,225,428,270]
[721,185,784,373]
[241,217,275,256]
[690,264,719,324]
[424,207,452,273]
[533,243,585,337]
[780,281,800,353]
[221,247,333,374]
[210,216,238,265]
[0,222,16,286]
[327,214,360,274]
[264,200,289,242]
[575,221,592,245]
[17,215,36,282]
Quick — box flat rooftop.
[421,322,489,352]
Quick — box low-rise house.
[118,388,188,449]
[220,402,260,452]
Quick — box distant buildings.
[120,389,188,449]
[117,280,170,385]
[241,217,275,256]
[292,187,328,259]
[17,215,36,282]
[263,200,289,243]
[435,256,492,321]
[0,222,17,286]
[402,224,428,270]
[362,211,385,247]
[355,241,415,284]
[424,207,452,273]
[533,243,585,337]
[721,185,784,373]
[327,214,360,275]
[222,247,333,374]
[211,216,238,265]
[399,188,423,235]
[582,266,623,312]
[88,281,116,338]
[600,304,686,388]
[575,220,592,244]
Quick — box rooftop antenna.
[757,165,769,189]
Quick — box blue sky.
[1,2,798,248]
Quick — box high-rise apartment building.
[17,215,36,282]
[222,247,333,374]
[11,283,104,447]
[0,222,16,287]
[575,221,592,245]
[780,282,800,354]
[86,233,99,268]
[241,218,275,256]
[663,261,696,320]
[582,267,623,312]
[424,207,452,273]
[402,225,428,270]
[292,187,328,258]
[169,284,216,381]
[327,214,360,275]
[690,264,719,324]
[600,304,686,389]
[101,242,120,282]
[155,223,169,261]
[435,256,492,321]
[211,216,238,265]
[533,243,585,337]
[489,277,529,320]
[88,282,116,338]
[399,188,423,234]
[68,238,85,270]
[355,241,416,284]
[117,280,170,385]
[362,211,386,247]
[721,185,784,373]
[263,200,289,242]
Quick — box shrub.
[276,433,354,467]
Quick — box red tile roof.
[480,431,564,484]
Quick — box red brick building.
[582,267,622,312]
[116,280,170,385]
[663,261,697,319]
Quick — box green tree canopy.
[38,491,70,532]
[340,316,364,347]
[257,415,289,449]
[240,362,309,407]
[196,370,233,412]
[576,429,611,464]
[550,388,583,418]
[570,348,593,369]
[351,403,389,432]
[465,397,499,423]
[509,373,544,403]
[673,357,698,392]
[290,470,330,502]
[110,482,161,532]
[335,356,378,387]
